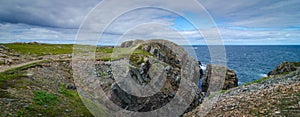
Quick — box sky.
[0,0,300,45]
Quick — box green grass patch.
[208,93,219,99]
[96,47,114,53]
[33,91,58,105]
[0,73,27,82]
[0,61,5,65]
[292,62,300,67]
[59,84,74,97]
[130,49,151,66]
[100,56,121,61]
[17,88,93,116]
[0,61,45,89]
[98,48,151,62]
[220,90,227,94]
[242,77,269,86]
[3,43,74,56]
[101,72,107,77]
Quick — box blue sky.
[0,0,300,45]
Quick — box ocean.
[187,45,300,85]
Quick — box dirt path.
[0,60,44,73]
[0,54,72,73]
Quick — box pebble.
[65,109,70,112]
[5,99,15,103]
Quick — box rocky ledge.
[75,39,205,116]
[201,64,238,95]
[184,62,300,116]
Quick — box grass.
[97,47,151,63]
[3,43,74,56]
[33,91,58,105]
[220,90,228,94]
[0,62,39,87]
[0,60,44,87]
[292,62,300,67]
[59,84,74,97]
[129,49,151,66]
[242,77,269,86]
[17,86,93,116]
[101,72,107,77]
[2,43,117,56]
[96,47,114,53]
[14,82,93,116]
[0,61,4,65]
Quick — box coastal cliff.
[1,41,299,116]
[91,40,204,115]
[185,62,300,116]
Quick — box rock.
[66,83,76,90]
[120,40,144,48]
[12,53,20,57]
[0,53,8,58]
[224,69,238,90]
[275,111,280,114]
[202,64,238,93]
[268,62,297,77]
[95,40,204,115]
[0,45,8,50]
[5,99,15,103]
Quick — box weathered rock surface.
[268,62,298,77]
[202,64,238,93]
[82,39,204,116]
[120,40,145,48]
[185,62,300,117]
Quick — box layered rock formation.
[201,64,238,93]
[268,62,299,77]
[185,62,300,117]
[81,40,204,116]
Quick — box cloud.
[0,0,299,45]
[0,23,76,43]
[0,0,100,28]
[198,0,300,28]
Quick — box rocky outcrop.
[88,40,204,116]
[268,62,298,77]
[185,62,300,117]
[120,40,145,48]
[202,64,238,93]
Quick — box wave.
[259,73,268,77]
[200,64,206,71]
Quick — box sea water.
[186,45,300,85]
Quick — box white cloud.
[0,23,76,43]
[0,0,299,45]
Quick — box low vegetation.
[0,59,93,116]
[292,62,300,67]
[3,43,74,56]
[0,61,41,87]
[33,91,58,105]
[242,77,269,86]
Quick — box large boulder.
[202,64,238,93]
[120,40,144,48]
[268,62,298,77]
